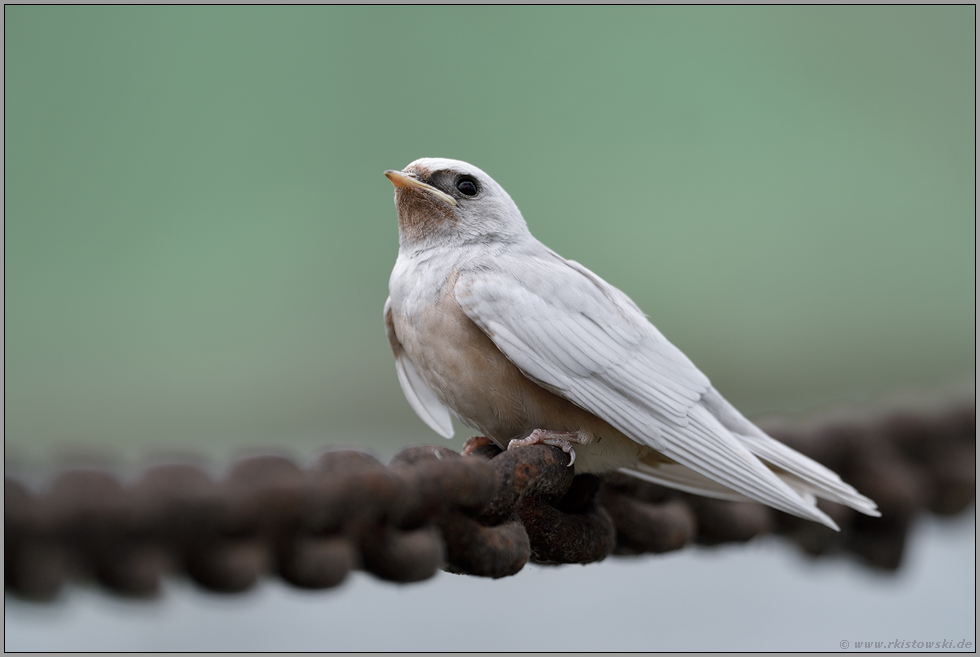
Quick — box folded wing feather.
[455,250,877,527]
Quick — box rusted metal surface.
[4,390,975,601]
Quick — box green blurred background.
[4,6,974,464]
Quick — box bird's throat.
[396,188,457,244]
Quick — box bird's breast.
[391,268,530,437]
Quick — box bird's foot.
[461,435,496,456]
[507,429,584,467]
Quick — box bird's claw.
[507,429,580,467]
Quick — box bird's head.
[384,158,529,249]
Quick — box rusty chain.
[5,387,975,601]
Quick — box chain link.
[5,388,974,601]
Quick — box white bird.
[383,157,879,529]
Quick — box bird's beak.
[384,170,457,206]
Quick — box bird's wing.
[384,296,454,438]
[700,388,880,515]
[455,252,837,526]
[456,253,710,446]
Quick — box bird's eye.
[456,177,478,197]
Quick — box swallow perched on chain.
[382,158,879,529]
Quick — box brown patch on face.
[403,163,432,179]
[394,186,457,243]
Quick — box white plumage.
[384,157,879,529]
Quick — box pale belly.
[390,272,648,474]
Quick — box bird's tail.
[621,388,880,530]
